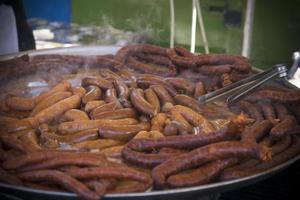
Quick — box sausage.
[127,56,176,77]
[130,88,156,116]
[84,100,105,113]
[237,101,264,122]
[71,86,87,97]
[18,170,99,200]
[259,102,279,125]
[0,167,23,185]
[81,76,113,90]
[90,101,122,118]
[174,94,204,114]
[20,155,109,172]
[196,65,232,75]
[170,107,193,134]
[151,113,168,132]
[82,85,102,104]
[30,91,72,116]
[57,118,139,134]
[166,47,251,73]
[40,128,99,144]
[98,122,150,141]
[136,75,177,96]
[167,158,238,188]
[241,120,273,143]
[127,122,239,151]
[115,44,167,63]
[122,146,179,167]
[6,96,35,111]
[114,79,131,107]
[18,130,41,152]
[109,180,150,193]
[72,139,124,151]
[92,108,137,120]
[270,115,298,139]
[2,151,106,170]
[220,135,300,181]
[245,89,300,103]
[151,141,271,188]
[150,85,174,112]
[144,88,160,115]
[33,94,81,124]
[163,122,178,136]
[164,77,194,94]
[104,88,122,107]
[62,109,90,121]
[171,105,215,134]
[34,80,71,103]
[100,145,124,159]
[85,179,117,196]
[194,81,206,99]
[274,103,290,120]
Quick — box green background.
[72,0,300,69]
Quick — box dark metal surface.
[0,46,299,200]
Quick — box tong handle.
[287,51,300,79]
[226,64,287,105]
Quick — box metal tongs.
[198,51,300,105]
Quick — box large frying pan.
[0,46,299,200]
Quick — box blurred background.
[2,0,300,69]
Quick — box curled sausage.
[18,170,99,200]
[82,85,102,104]
[150,84,174,112]
[151,141,271,188]
[130,88,156,116]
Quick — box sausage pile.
[0,44,300,200]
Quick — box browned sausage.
[82,85,102,104]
